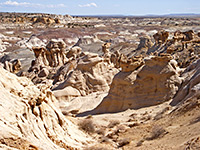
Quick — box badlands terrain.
[0,12,200,149]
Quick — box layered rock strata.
[89,55,182,114]
[0,66,91,149]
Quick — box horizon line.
[1,11,200,17]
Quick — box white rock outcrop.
[0,66,92,149]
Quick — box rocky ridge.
[0,65,93,149]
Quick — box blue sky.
[0,0,200,16]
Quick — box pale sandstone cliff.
[0,65,92,149]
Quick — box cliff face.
[0,65,91,150]
[92,55,182,113]
[171,59,200,106]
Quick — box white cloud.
[79,3,97,8]
[1,0,30,6]
[0,0,67,8]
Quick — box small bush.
[100,136,110,143]
[96,128,105,136]
[146,126,167,140]
[84,144,111,150]
[86,115,93,119]
[78,119,95,133]
[108,120,120,128]
[154,107,170,120]
[117,138,130,147]
[136,139,144,147]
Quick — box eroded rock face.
[91,55,182,113]
[153,30,169,44]
[25,39,69,84]
[31,39,67,68]
[136,36,154,53]
[171,59,200,106]
[102,43,111,55]
[173,30,194,42]
[53,52,119,100]
[32,17,60,25]
[3,59,21,73]
[0,66,91,149]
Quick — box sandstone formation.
[0,66,91,149]
[46,39,68,67]
[102,42,111,55]
[32,17,59,25]
[128,36,153,57]
[2,12,200,150]
[171,58,200,106]
[4,59,21,73]
[102,42,112,63]
[24,40,118,103]
[143,30,200,68]
[0,48,35,72]
[26,39,68,84]
[153,30,169,44]
[173,30,194,42]
[53,52,118,100]
[88,55,182,114]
